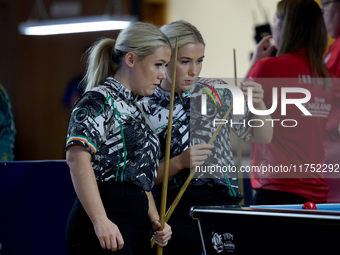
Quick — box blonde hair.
[84,22,170,91]
[160,20,205,54]
[276,0,329,87]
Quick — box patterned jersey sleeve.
[138,95,164,136]
[66,90,115,158]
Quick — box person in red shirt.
[321,0,340,203]
[246,0,333,204]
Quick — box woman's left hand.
[241,80,265,110]
[151,220,172,246]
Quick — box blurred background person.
[62,46,89,109]
[0,82,16,161]
[247,0,333,204]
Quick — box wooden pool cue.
[156,37,178,255]
[234,49,244,205]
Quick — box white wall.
[167,0,278,79]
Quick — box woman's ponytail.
[83,38,116,92]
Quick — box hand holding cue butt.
[156,37,179,255]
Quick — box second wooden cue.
[234,48,244,204]
[156,37,179,255]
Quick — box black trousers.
[154,185,239,255]
[66,182,150,255]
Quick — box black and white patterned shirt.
[139,77,253,199]
[66,77,160,191]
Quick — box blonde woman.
[65,22,172,254]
